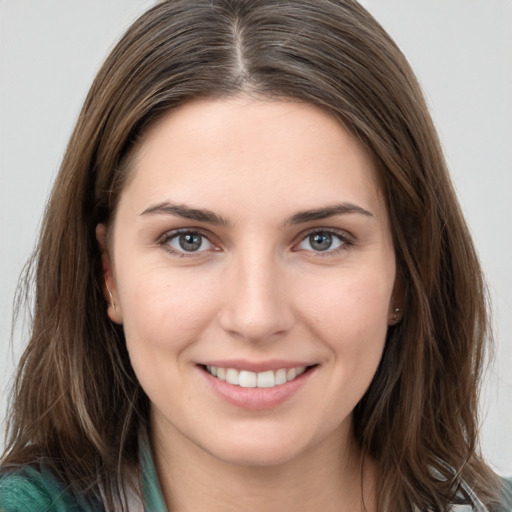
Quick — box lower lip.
[199,366,315,410]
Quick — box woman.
[1,0,510,510]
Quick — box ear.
[388,269,405,326]
[96,223,123,324]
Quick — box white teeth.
[239,370,257,388]
[257,370,275,388]
[275,368,287,385]
[205,365,308,388]
[225,368,239,385]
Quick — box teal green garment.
[0,464,102,511]
[0,433,167,512]
[1,441,511,511]
[499,477,512,512]
[139,434,167,512]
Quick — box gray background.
[1,0,511,474]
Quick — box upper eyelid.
[159,227,215,242]
[158,228,218,253]
[295,227,355,244]
[291,228,355,257]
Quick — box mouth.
[201,364,316,389]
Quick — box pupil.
[310,232,332,251]
[179,233,202,251]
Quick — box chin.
[210,442,305,468]
[199,424,321,468]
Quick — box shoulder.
[498,476,512,511]
[465,475,512,512]
[458,475,512,512]
[0,465,102,512]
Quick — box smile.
[205,365,307,388]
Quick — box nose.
[218,248,295,343]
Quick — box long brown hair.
[2,0,500,509]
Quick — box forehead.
[119,97,384,222]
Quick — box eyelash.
[293,228,354,257]
[158,229,218,258]
[158,227,354,258]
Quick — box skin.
[97,97,402,512]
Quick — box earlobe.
[96,223,123,324]
[389,306,402,325]
[388,270,405,325]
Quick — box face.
[98,97,400,468]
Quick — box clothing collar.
[139,428,168,511]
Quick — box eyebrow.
[140,202,229,226]
[285,203,373,225]
[140,201,373,226]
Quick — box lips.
[199,362,317,410]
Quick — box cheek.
[299,268,392,385]
[301,268,393,337]
[118,267,222,412]
[117,265,219,364]
[304,271,391,413]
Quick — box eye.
[163,231,214,254]
[295,230,351,253]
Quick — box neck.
[151,420,377,512]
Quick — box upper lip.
[199,359,316,373]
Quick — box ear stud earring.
[392,307,400,323]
